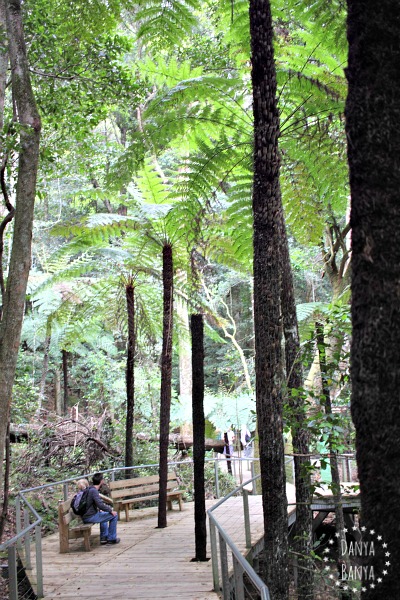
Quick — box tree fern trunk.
[281,222,313,600]
[158,243,174,528]
[346,2,400,595]
[125,281,135,477]
[62,349,69,415]
[191,313,207,561]
[249,0,288,597]
[0,0,41,484]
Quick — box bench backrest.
[109,472,179,500]
[58,498,78,525]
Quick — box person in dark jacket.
[82,472,120,545]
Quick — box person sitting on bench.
[82,472,120,545]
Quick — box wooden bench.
[58,498,93,553]
[109,472,184,522]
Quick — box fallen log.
[135,432,226,453]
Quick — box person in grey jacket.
[82,472,120,545]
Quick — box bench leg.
[124,504,130,522]
[82,530,91,552]
[59,526,70,553]
[167,499,173,511]
[178,495,183,511]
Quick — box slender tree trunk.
[346,2,400,595]
[62,349,69,415]
[281,225,313,600]
[125,280,135,477]
[249,1,288,596]
[0,0,7,130]
[39,321,51,410]
[316,323,349,573]
[158,243,174,528]
[0,7,14,317]
[0,421,10,540]
[0,0,41,484]
[54,368,62,415]
[191,313,207,561]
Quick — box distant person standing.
[82,472,120,545]
[227,426,235,456]
[240,426,252,456]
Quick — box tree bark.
[157,243,174,528]
[0,421,10,540]
[316,323,349,572]
[281,221,313,600]
[191,313,207,561]
[249,0,288,597]
[125,280,135,477]
[0,0,7,131]
[39,321,51,410]
[62,349,69,415]
[346,0,400,596]
[0,0,41,485]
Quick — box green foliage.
[135,0,201,49]
[175,456,237,501]
[285,300,352,452]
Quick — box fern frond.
[135,0,200,48]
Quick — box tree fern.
[134,0,201,49]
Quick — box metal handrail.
[207,452,357,600]
[208,472,271,600]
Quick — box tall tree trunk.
[0,421,10,540]
[346,1,400,596]
[316,323,349,572]
[54,368,62,415]
[125,280,135,477]
[0,4,14,318]
[157,243,174,528]
[249,1,288,597]
[191,313,207,561]
[39,321,51,411]
[0,0,41,484]
[281,224,313,600]
[62,349,69,415]
[0,0,7,130]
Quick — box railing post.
[8,545,18,600]
[15,495,22,551]
[251,460,256,495]
[35,524,44,598]
[233,555,245,600]
[209,520,220,592]
[243,489,251,550]
[24,507,32,570]
[346,456,351,481]
[214,460,220,499]
[63,483,69,501]
[219,534,230,600]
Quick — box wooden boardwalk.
[23,493,272,600]
[24,484,297,599]
[22,481,362,600]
